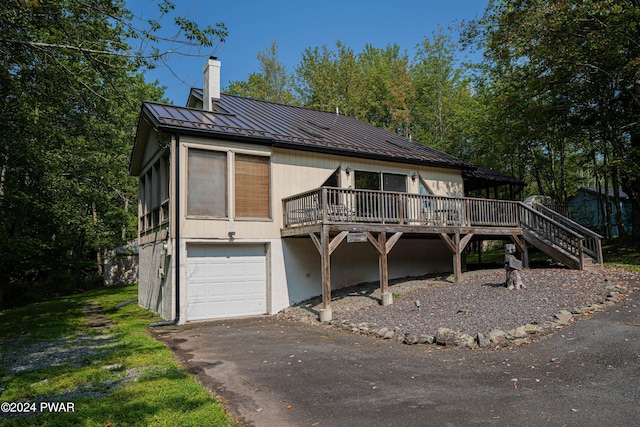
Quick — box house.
[130,58,602,324]
[568,187,633,237]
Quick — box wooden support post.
[379,232,391,305]
[453,233,462,283]
[320,227,332,322]
[440,232,472,284]
[365,231,403,306]
[311,229,349,323]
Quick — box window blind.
[187,148,227,217]
[235,154,270,218]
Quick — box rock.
[554,310,573,325]
[524,324,542,334]
[359,327,370,335]
[543,321,560,330]
[606,292,620,303]
[436,327,476,348]
[417,335,435,345]
[377,327,389,337]
[489,329,507,344]
[507,326,527,339]
[383,330,395,340]
[477,333,491,348]
[102,363,123,371]
[404,334,419,345]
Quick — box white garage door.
[186,244,267,321]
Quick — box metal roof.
[462,164,525,190]
[139,92,471,170]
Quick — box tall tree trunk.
[93,202,102,276]
[611,165,626,237]
[603,156,613,238]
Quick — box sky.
[125,0,489,105]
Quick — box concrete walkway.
[153,289,640,427]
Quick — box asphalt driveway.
[152,289,640,427]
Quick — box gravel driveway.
[279,267,639,344]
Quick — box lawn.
[466,237,640,272]
[0,285,241,427]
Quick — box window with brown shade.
[235,154,271,219]
[187,148,227,217]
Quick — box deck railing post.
[283,198,288,227]
[578,239,584,270]
[465,199,471,226]
[321,187,328,222]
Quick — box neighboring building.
[568,187,632,236]
[130,58,599,324]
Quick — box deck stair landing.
[519,202,603,270]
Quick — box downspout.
[150,132,181,327]
[173,132,181,324]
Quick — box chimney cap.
[210,56,218,60]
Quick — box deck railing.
[533,203,603,264]
[519,202,585,266]
[282,187,521,229]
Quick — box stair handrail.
[534,203,603,264]
[519,202,586,268]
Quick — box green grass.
[0,285,240,427]
[465,244,549,269]
[602,236,640,272]
[466,237,640,272]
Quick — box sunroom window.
[187,148,227,217]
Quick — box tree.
[469,0,640,234]
[295,41,365,117]
[358,44,412,135]
[410,30,483,160]
[0,0,226,306]
[226,41,297,104]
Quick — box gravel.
[279,267,640,339]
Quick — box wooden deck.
[282,187,522,234]
[281,187,603,322]
[281,188,531,322]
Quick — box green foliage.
[0,285,238,426]
[0,0,226,306]
[227,41,298,104]
[410,30,482,158]
[602,237,640,271]
[295,41,364,117]
[468,0,640,232]
[232,35,481,156]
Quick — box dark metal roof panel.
[462,165,525,187]
[142,93,471,169]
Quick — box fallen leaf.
[287,404,292,409]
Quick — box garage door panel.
[186,244,267,321]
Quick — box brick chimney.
[203,57,221,111]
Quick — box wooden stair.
[519,202,603,270]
